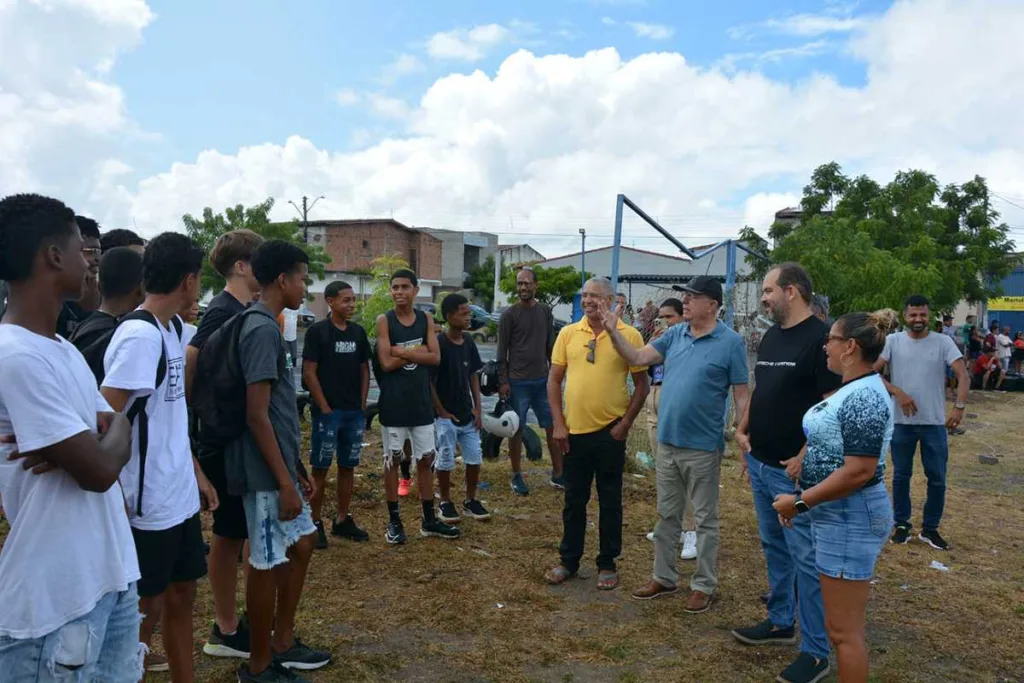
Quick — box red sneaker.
[398,478,412,497]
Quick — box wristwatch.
[954,402,966,410]
[794,493,811,515]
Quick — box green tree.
[356,255,410,340]
[182,197,331,297]
[467,255,510,310]
[759,163,1018,316]
[499,264,590,307]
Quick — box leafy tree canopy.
[499,263,590,308]
[356,255,410,340]
[182,197,330,297]
[744,163,1018,316]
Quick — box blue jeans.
[890,424,948,532]
[810,483,892,580]
[309,409,364,470]
[0,584,142,683]
[747,455,829,659]
[509,377,553,429]
[434,418,483,472]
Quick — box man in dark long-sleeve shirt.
[497,267,562,494]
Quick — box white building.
[532,243,759,322]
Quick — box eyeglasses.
[826,335,848,344]
[586,339,596,364]
[82,247,101,258]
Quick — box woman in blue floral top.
[773,309,898,683]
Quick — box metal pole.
[611,194,624,290]
[579,228,586,290]
[301,195,308,243]
[492,247,501,312]
[725,239,737,328]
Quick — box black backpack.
[193,307,274,451]
[80,310,182,517]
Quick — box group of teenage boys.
[0,193,510,683]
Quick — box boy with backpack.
[185,229,264,661]
[431,293,490,523]
[302,280,371,548]
[0,194,141,682]
[69,246,145,378]
[100,232,208,680]
[375,269,459,543]
[197,240,330,682]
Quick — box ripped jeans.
[0,583,142,683]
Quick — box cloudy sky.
[2,0,1023,258]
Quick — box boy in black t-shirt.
[431,294,490,523]
[302,281,371,548]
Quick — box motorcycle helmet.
[482,398,519,438]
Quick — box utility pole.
[579,228,586,291]
[288,194,325,243]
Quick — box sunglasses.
[586,339,596,364]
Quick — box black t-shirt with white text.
[432,332,483,425]
[190,290,246,350]
[748,315,841,467]
[302,318,371,413]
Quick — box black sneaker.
[385,519,407,545]
[237,662,308,683]
[730,619,796,646]
[463,499,491,520]
[421,518,460,539]
[438,501,461,523]
[274,637,332,671]
[919,529,950,550]
[891,524,911,544]
[331,515,369,542]
[204,614,250,658]
[313,521,327,551]
[777,652,830,683]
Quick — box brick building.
[304,218,442,280]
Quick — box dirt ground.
[3,390,1023,683]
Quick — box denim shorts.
[509,377,553,430]
[242,483,317,571]
[0,584,143,683]
[435,417,483,472]
[310,409,364,470]
[809,482,893,581]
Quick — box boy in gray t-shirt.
[228,241,331,683]
[875,295,970,553]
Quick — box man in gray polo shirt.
[602,276,749,614]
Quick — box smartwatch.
[794,493,811,515]
[954,402,966,410]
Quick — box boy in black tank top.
[375,269,460,543]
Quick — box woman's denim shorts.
[809,482,893,581]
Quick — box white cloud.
[627,22,674,40]
[5,0,1024,256]
[729,6,870,41]
[335,88,361,106]
[426,23,510,61]
[380,53,424,84]
[601,16,617,26]
[718,40,831,70]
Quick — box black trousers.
[559,423,626,573]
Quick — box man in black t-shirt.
[56,216,102,339]
[430,293,491,525]
[302,280,371,548]
[732,263,840,683]
[183,229,264,662]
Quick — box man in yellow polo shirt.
[544,277,649,591]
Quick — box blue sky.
[114,0,890,179]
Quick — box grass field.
[4,390,1023,682]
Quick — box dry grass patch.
[3,391,1023,682]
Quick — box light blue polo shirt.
[651,321,749,452]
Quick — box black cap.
[672,276,723,305]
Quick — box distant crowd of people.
[0,192,981,683]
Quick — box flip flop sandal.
[545,566,576,585]
[597,571,619,590]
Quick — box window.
[362,240,369,248]
[409,248,418,268]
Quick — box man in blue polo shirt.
[602,275,749,614]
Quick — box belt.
[799,474,882,491]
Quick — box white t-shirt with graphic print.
[103,314,199,531]
[0,325,140,639]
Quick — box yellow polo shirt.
[551,317,647,435]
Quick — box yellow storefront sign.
[988,296,1024,311]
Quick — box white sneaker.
[680,531,697,560]
[646,530,688,543]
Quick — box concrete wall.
[305,220,442,281]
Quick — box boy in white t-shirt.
[101,231,209,681]
[0,194,142,682]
